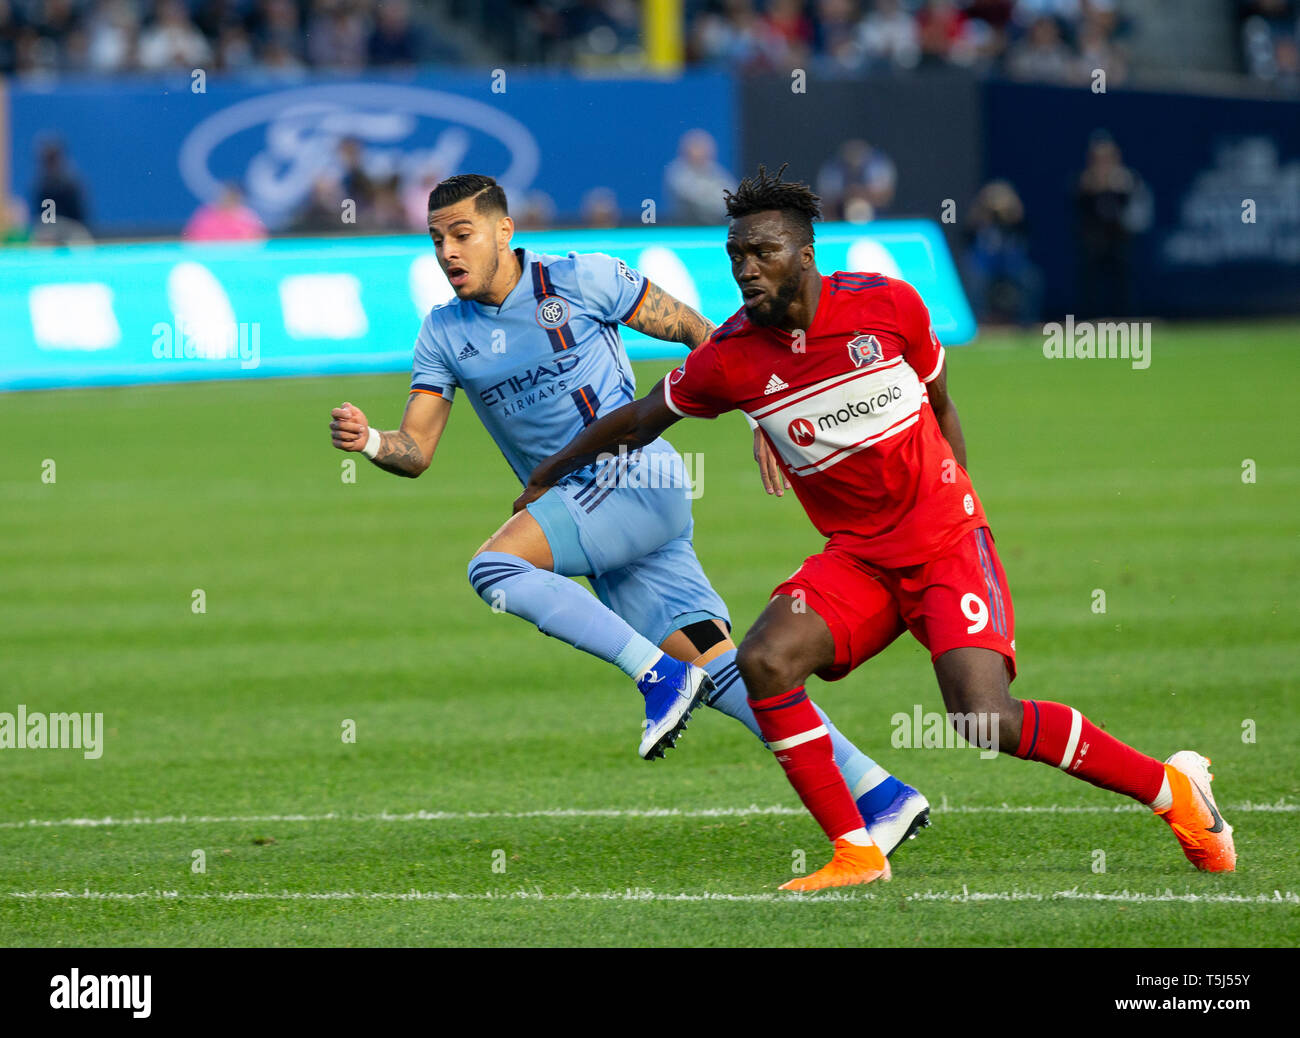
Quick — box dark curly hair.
[428,173,508,217]
[723,163,821,245]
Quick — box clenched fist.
[330,401,370,451]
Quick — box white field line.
[0,800,1294,831]
[4,887,1298,906]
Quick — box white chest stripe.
[752,360,925,476]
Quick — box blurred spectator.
[402,165,443,230]
[258,37,306,75]
[1239,0,1300,84]
[814,0,864,69]
[515,189,557,231]
[86,0,140,72]
[339,136,376,216]
[665,128,735,225]
[0,196,31,245]
[962,179,1042,325]
[816,138,896,221]
[32,0,81,45]
[250,0,305,61]
[859,0,920,70]
[759,0,814,65]
[0,0,20,75]
[1075,10,1126,85]
[215,23,256,71]
[916,0,969,66]
[1075,133,1144,318]
[292,174,346,233]
[306,0,368,70]
[581,186,620,228]
[368,174,409,231]
[15,22,59,77]
[183,182,267,240]
[139,0,212,71]
[1005,15,1073,82]
[369,0,420,65]
[30,136,89,231]
[1276,34,1300,90]
[689,0,766,68]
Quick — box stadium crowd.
[0,0,451,75]
[3,1,1297,87]
[0,0,1136,82]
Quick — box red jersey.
[664,272,987,567]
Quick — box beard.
[745,270,801,327]
[466,248,501,302]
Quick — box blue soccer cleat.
[861,782,931,857]
[636,657,713,760]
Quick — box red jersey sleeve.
[888,277,945,384]
[662,338,735,419]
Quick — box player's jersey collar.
[754,273,831,347]
[471,247,532,315]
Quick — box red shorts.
[772,525,1017,682]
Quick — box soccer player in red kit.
[515,166,1236,890]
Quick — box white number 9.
[960,593,989,634]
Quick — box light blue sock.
[703,648,899,812]
[468,551,660,679]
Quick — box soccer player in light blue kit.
[329,174,929,852]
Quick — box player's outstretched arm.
[329,391,451,478]
[926,366,968,469]
[623,281,716,350]
[513,381,680,512]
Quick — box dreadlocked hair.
[723,163,821,245]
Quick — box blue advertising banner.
[0,221,974,391]
[983,79,1300,319]
[7,69,736,235]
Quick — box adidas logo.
[457,341,480,360]
[763,373,789,395]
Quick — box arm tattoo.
[625,281,716,349]
[370,429,427,478]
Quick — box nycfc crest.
[536,297,571,329]
[846,334,883,368]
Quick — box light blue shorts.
[526,442,730,647]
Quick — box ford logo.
[178,83,540,225]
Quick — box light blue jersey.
[412,247,664,485]
[410,246,726,644]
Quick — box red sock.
[749,686,862,841]
[1015,699,1164,804]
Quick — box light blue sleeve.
[410,309,458,402]
[571,251,650,324]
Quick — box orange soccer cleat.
[779,838,892,892]
[1155,751,1236,872]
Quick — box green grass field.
[2,322,1297,947]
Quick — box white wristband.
[361,426,382,459]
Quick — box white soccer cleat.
[864,784,931,858]
[637,657,713,760]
